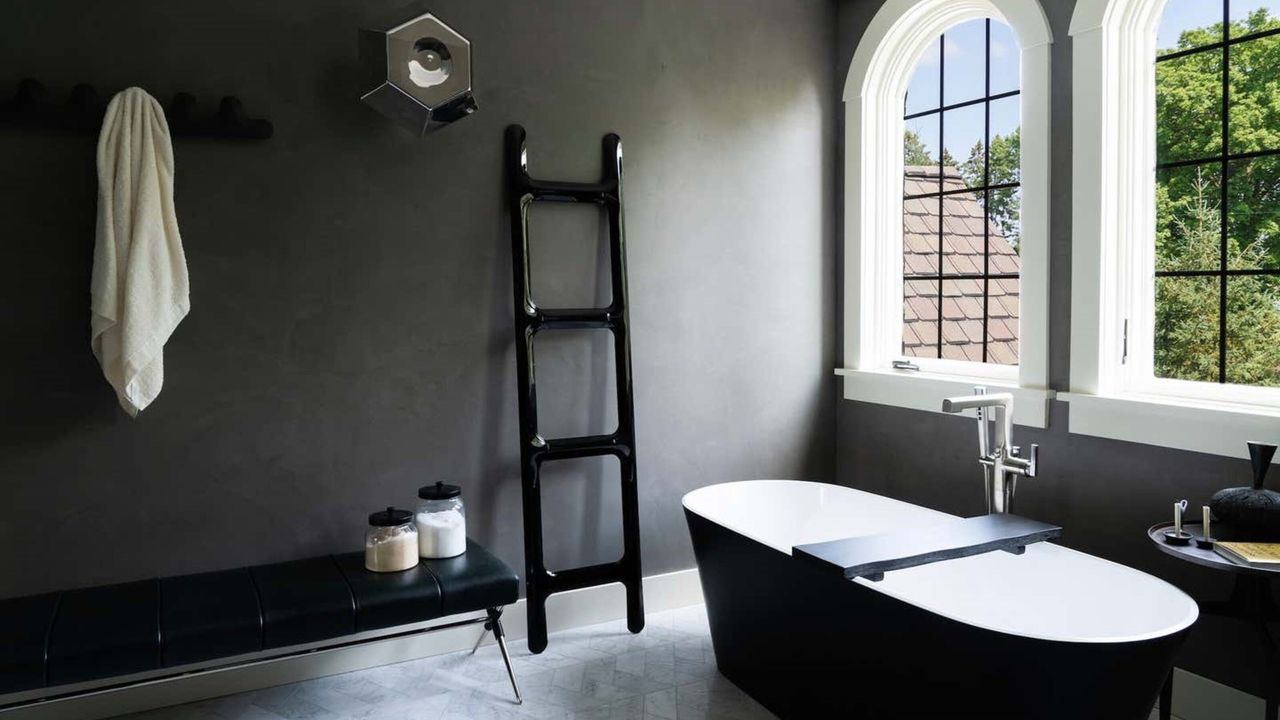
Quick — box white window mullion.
[1017,39,1052,390]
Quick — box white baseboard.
[0,568,704,720]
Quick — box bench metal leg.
[485,607,522,705]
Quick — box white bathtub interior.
[683,479,1199,645]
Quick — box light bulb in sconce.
[408,38,452,88]
[359,13,476,138]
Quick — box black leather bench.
[0,539,520,706]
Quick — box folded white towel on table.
[91,87,189,417]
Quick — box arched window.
[840,0,1052,428]
[1067,0,1280,459]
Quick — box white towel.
[91,87,189,417]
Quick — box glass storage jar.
[416,481,466,558]
[365,507,419,572]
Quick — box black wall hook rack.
[0,79,273,140]
[505,124,645,654]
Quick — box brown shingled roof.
[902,165,1020,365]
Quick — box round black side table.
[1149,521,1280,720]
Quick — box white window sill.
[1058,391,1280,461]
[835,368,1054,429]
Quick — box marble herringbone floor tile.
[115,606,776,720]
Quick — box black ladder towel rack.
[504,125,644,654]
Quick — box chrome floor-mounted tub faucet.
[942,387,1038,514]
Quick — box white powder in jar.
[365,527,419,572]
[417,508,466,558]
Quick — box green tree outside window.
[1153,8,1280,386]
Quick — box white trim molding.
[837,368,1054,427]
[1068,0,1163,399]
[1060,391,1280,462]
[840,0,1053,425]
[1067,0,1280,459]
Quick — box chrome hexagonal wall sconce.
[359,13,476,137]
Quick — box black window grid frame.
[902,18,1022,364]
[1154,2,1280,385]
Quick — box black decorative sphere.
[1210,442,1280,540]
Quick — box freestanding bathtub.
[683,480,1198,720]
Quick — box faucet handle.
[1009,444,1039,477]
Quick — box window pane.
[1230,1,1280,34]
[1226,274,1280,386]
[943,19,989,106]
[943,104,985,190]
[941,279,984,362]
[988,190,1022,274]
[987,95,1021,186]
[904,279,939,358]
[905,114,940,195]
[1228,33,1280,154]
[904,195,940,276]
[989,185,1022,252]
[1228,156,1280,270]
[905,38,942,115]
[1156,49,1224,163]
[1158,0,1225,56]
[941,191,986,275]
[1156,164,1223,273]
[988,21,1020,96]
[986,277,1020,365]
[1155,276,1222,382]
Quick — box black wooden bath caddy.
[794,513,1062,581]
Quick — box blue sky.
[905,2,1277,168]
[903,18,1020,168]
[1159,0,1278,50]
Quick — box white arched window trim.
[837,0,1054,428]
[1063,0,1280,462]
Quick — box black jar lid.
[418,481,462,500]
[369,506,413,527]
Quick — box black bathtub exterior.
[686,509,1190,720]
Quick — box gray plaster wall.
[836,0,1275,696]
[0,0,837,599]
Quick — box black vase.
[1210,441,1280,540]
